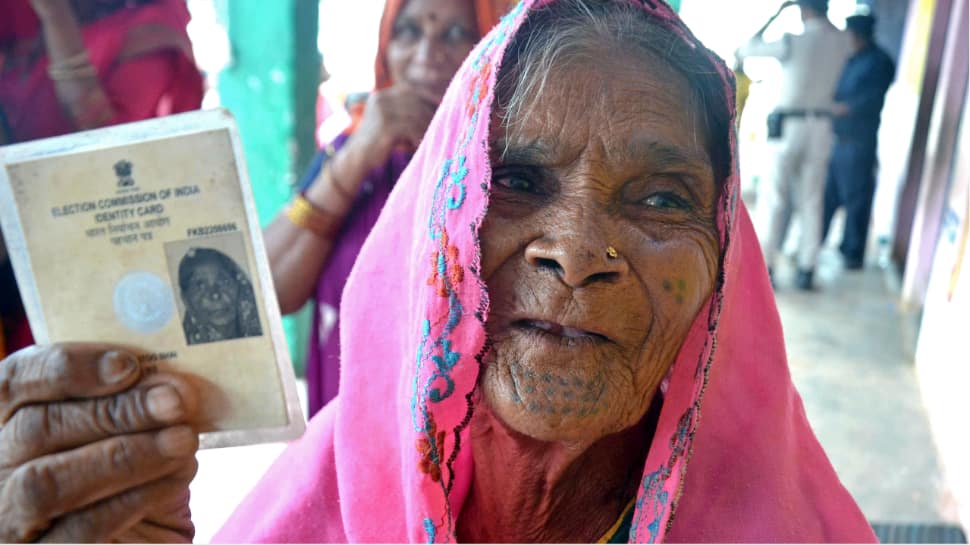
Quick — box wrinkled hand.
[0,344,200,543]
[347,83,440,172]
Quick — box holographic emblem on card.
[112,271,175,334]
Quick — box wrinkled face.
[480,53,721,444]
[184,262,239,327]
[386,0,480,101]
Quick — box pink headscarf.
[215,0,875,542]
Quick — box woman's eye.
[493,175,537,194]
[444,25,474,42]
[393,23,420,41]
[642,192,690,210]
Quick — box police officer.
[822,14,895,271]
[737,0,853,290]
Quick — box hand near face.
[0,344,200,542]
[346,83,440,173]
[343,0,479,174]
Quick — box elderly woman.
[265,0,509,417]
[0,0,877,542]
[178,248,262,346]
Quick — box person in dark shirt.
[822,13,895,270]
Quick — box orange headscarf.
[373,0,512,90]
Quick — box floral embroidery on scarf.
[630,410,696,543]
[466,62,492,119]
[423,518,437,544]
[417,413,447,482]
[616,0,739,541]
[410,3,527,543]
[631,466,671,543]
[428,231,464,297]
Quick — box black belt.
[777,109,832,118]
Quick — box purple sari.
[301,134,413,417]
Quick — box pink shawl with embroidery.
[215,1,875,542]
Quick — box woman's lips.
[513,319,609,342]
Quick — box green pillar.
[218,0,320,376]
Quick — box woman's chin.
[200,311,234,327]
[480,365,626,445]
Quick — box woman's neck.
[457,400,660,543]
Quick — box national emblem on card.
[114,159,135,188]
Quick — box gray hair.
[494,0,732,185]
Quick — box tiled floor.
[188,247,959,542]
[773,246,953,525]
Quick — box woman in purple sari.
[265,0,508,417]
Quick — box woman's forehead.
[491,56,712,172]
[397,0,477,24]
[190,261,227,275]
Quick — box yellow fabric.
[597,498,636,543]
[734,70,752,123]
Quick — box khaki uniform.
[739,18,852,271]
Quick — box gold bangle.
[47,62,97,80]
[286,195,343,239]
[47,50,98,81]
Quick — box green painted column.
[217,0,320,376]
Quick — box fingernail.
[146,385,183,422]
[157,426,198,457]
[98,351,137,384]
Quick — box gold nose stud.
[606,246,619,260]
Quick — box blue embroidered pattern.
[423,518,437,544]
[620,0,742,541]
[411,3,527,543]
[630,467,670,543]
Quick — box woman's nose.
[415,35,446,67]
[524,234,630,288]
